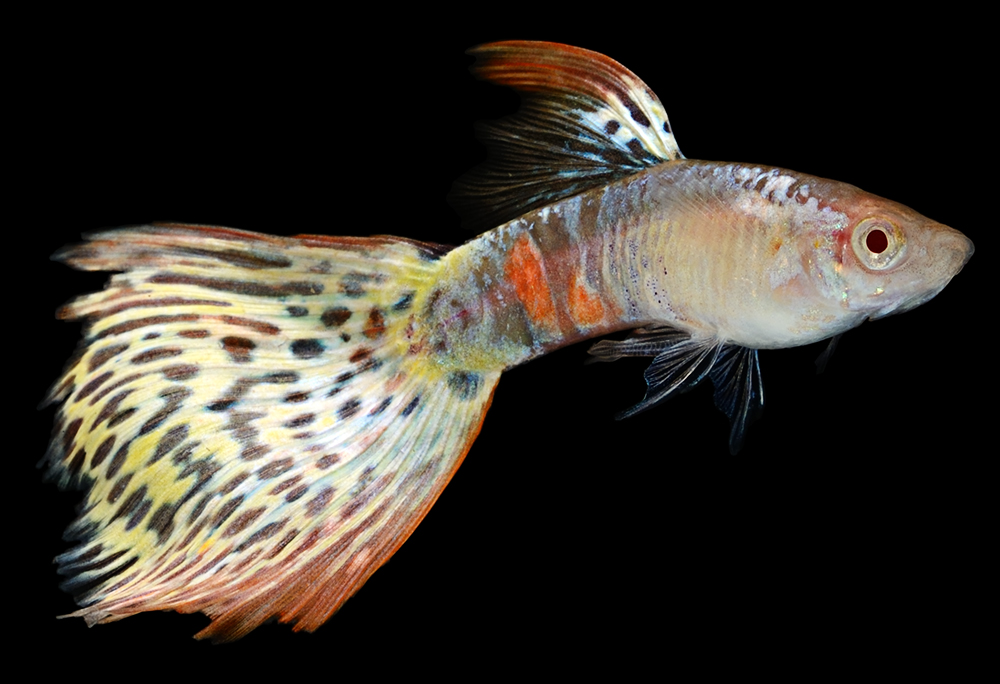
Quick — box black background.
[16,11,989,675]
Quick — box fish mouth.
[870,282,947,319]
[868,228,973,320]
[957,234,975,267]
[942,225,974,269]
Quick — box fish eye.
[851,217,904,270]
[865,229,888,253]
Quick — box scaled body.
[433,159,969,368]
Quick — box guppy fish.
[40,41,972,640]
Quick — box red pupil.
[866,229,889,254]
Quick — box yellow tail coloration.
[43,224,500,640]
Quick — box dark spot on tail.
[285,484,309,502]
[402,396,420,417]
[369,397,392,416]
[223,507,266,537]
[222,336,256,363]
[61,555,138,600]
[349,347,372,363]
[290,339,324,358]
[447,371,481,400]
[284,391,310,403]
[149,274,323,297]
[212,495,245,529]
[147,503,178,541]
[257,458,294,480]
[113,483,148,525]
[218,315,281,335]
[108,407,137,427]
[76,371,114,402]
[240,444,271,461]
[131,347,183,365]
[321,306,352,327]
[105,442,130,480]
[265,371,299,384]
[316,453,341,469]
[179,329,211,339]
[270,475,301,496]
[89,373,143,407]
[605,120,621,134]
[138,387,191,435]
[149,424,189,464]
[339,273,372,298]
[108,473,132,504]
[62,418,83,456]
[363,308,386,339]
[287,306,308,317]
[125,497,153,531]
[91,435,116,469]
[622,93,651,128]
[175,246,293,270]
[94,390,134,428]
[235,521,287,552]
[162,364,199,381]
[97,314,200,340]
[284,413,315,428]
[305,486,335,517]
[338,398,361,420]
[393,292,415,312]
[171,443,197,465]
[70,545,104,565]
[68,448,87,480]
[89,344,129,372]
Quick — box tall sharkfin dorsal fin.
[450,41,684,232]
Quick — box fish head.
[808,189,973,321]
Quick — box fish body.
[432,159,970,372]
[37,42,972,640]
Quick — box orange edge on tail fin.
[193,384,498,642]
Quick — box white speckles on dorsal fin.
[450,41,683,232]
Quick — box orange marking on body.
[567,271,606,327]
[504,233,557,327]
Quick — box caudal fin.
[43,223,499,640]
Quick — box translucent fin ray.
[589,327,763,452]
[814,333,842,374]
[708,346,764,455]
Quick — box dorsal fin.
[450,41,684,232]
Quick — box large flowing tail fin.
[42,223,499,640]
